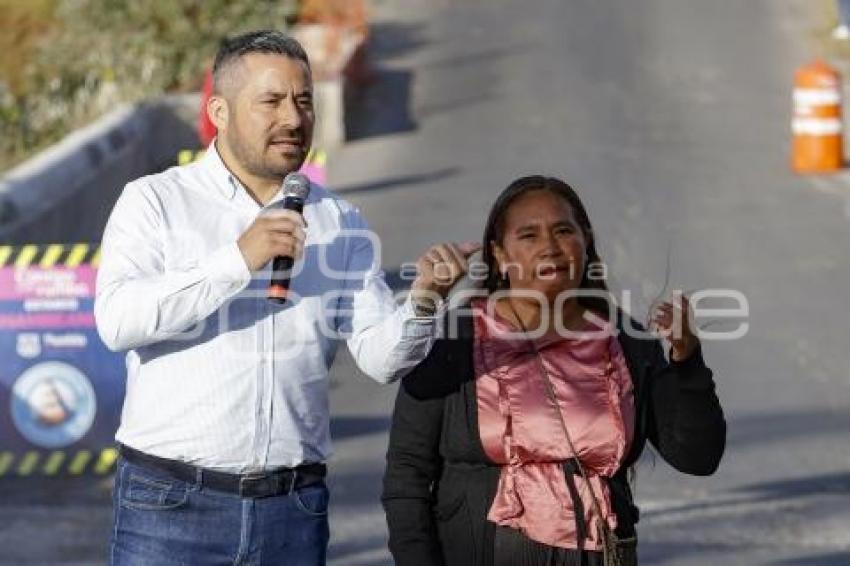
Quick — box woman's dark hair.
[480,175,612,316]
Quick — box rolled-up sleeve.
[336,209,439,384]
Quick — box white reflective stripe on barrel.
[793,88,842,106]
[791,117,843,135]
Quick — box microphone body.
[268,173,310,303]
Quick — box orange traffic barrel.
[792,60,843,173]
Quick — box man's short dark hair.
[212,30,310,95]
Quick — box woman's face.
[493,190,588,301]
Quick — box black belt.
[118,444,326,498]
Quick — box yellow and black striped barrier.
[0,448,117,477]
[2,243,121,477]
[0,243,101,269]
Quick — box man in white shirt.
[96,30,477,566]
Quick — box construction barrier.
[791,59,844,173]
[0,244,125,476]
[0,447,117,477]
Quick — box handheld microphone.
[268,172,311,304]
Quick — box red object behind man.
[197,69,216,146]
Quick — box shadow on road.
[726,408,850,448]
[327,469,393,566]
[345,69,417,140]
[0,476,112,564]
[639,541,736,565]
[367,22,429,61]
[0,475,111,505]
[771,551,850,565]
[345,22,429,142]
[641,469,850,522]
[735,470,850,498]
[335,166,460,195]
[330,415,391,441]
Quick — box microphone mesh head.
[282,172,311,200]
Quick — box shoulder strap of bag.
[505,300,624,566]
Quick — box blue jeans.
[109,457,330,565]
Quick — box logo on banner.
[16,333,41,358]
[10,361,97,448]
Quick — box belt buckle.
[239,472,275,498]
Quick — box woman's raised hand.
[650,293,700,362]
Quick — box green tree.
[1,0,299,171]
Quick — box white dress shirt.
[95,144,438,472]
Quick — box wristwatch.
[412,298,439,318]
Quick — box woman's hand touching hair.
[650,293,700,362]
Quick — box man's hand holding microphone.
[237,211,306,273]
[237,173,310,304]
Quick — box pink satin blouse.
[471,298,635,551]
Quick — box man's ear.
[207,95,229,132]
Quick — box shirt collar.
[201,139,239,200]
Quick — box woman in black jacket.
[382,176,726,566]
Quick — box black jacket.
[382,310,726,566]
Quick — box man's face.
[221,53,314,181]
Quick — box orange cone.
[792,59,844,173]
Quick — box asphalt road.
[2,0,849,564]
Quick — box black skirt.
[493,526,608,566]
